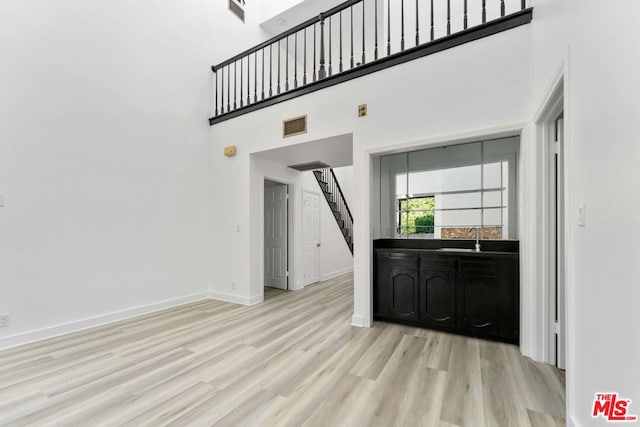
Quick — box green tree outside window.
[398,197,435,234]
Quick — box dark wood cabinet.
[458,274,499,335]
[374,244,519,344]
[375,252,419,322]
[419,256,456,328]
[389,268,419,321]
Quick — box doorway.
[264,180,288,290]
[550,115,566,370]
[303,189,321,286]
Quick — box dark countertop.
[375,247,518,258]
[374,238,520,258]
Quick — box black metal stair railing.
[313,169,354,255]
[210,0,532,125]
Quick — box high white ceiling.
[252,133,353,168]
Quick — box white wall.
[260,0,346,34]
[0,0,268,348]
[259,0,306,25]
[210,25,532,329]
[531,1,640,425]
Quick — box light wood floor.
[0,273,565,426]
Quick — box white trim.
[364,122,528,155]
[532,60,567,365]
[519,49,573,366]
[247,294,264,305]
[533,58,567,122]
[350,314,367,327]
[0,292,210,351]
[531,46,574,426]
[321,266,354,282]
[208,290,263,306]
[562,48,575,427]
[518,124,537,360]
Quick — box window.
[397,196,435,235]
[379,137,519,240]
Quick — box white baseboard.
[247,294,263,305]
[0,292,210,351]
[351,314,367,328]
[321,266,354,282]
[208,290,262,306]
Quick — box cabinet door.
[496,258,519,341]
[374,252,388,317]
[388,268,419,321]
[419,270,456,327]
[375,251,418,319]
[458,274,499,335]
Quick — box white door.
[303,190,321,286]
[264,182,288,290]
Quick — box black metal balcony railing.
[210,0,532,125]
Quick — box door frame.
[543,113,566,368]
[261,177,293,295]
[534,74,570,369]
[302,188,322,287]
[549,116,566,369]
[264,179,289,290]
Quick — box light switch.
[0,194,4,207]
[236,225,241,232]
[578,202,586,227]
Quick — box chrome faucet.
[470,227,481,252]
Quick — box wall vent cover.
[288,161,330,171]
[283,115,307,138]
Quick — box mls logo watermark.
[592,393,638,422]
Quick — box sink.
[437,248,476,252]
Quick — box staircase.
[313,169,354,255]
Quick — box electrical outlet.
[231,281,236,290]
[0,315,9,328]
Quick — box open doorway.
[535,75,567,374]
[549,114,566,370]
[250,134,354,304]
[264,179,289,291]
